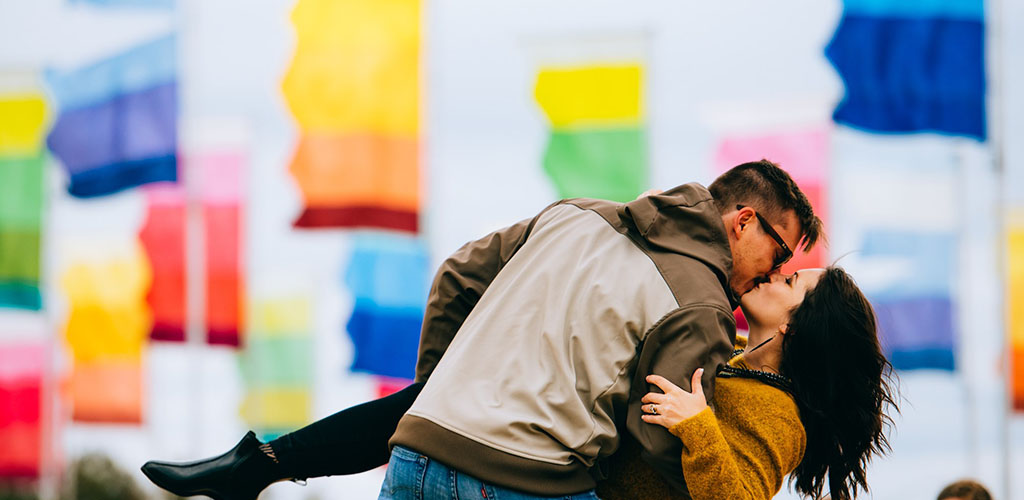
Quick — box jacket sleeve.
[625,304,736,493]
[667,405,805,500]
[414,203,557,382]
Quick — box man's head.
[709,159,823,296]
[937,480,993,500]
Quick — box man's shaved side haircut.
[709,159,824,252]
[937,480,992,500]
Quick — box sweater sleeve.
[668,406,804,500]
[413,202,558,382]
[625,305,736,492]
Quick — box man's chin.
[730,283,753,297]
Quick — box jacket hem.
[390,415,597,496]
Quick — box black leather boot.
[141,431,284,500]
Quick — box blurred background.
[0,0,1021,498]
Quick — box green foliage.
[60,454,144,500]
[0,481,39,500]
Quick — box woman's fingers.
[690,368,705,397]
[641,369,710,430]
[640,413,665,426]
[645,374,681,394]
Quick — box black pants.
[267,382,424,478]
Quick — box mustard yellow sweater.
[597,341,806,500]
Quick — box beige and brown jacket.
[390,183,737,496]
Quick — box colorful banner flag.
[283,0,421,232]
[240,296,313,440]
[61,246,152,422]
[0,92,47,310]
[343,234,429,380]
[67,361,144,424]
[825,0,985,140]
[828,145,960,372]
[139,185,186,341]
[199,152,244,346]
[138,151,246,346]
[534,64,647,202]
[859,230,957,371]
[46,34,178,198]
[713,128,830,274]
[1008,211,1024,410]
[0,343,46,479]
[0,94,48,153]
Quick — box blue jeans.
[378,446,601,500]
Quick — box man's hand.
[640,369,707,429]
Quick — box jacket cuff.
[668,406,715,443]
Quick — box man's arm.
[414,204,557,382]
[626,304,736,493]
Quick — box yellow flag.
[249,297,312,338]
[1009,211,1024,345]
[282,0,420,135]
[0,94,47,155]
[240,388,311,428]
[534,64,643,128]
[61,246,153,361]
[1009,210,1024,410]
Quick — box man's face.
[727,208,802,296]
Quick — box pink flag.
[198,152,245,346]
[0,344,46,478]
[140,185,187,342]
[714,128,830,274]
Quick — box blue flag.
[860,230,958,371]
[46,34,178,197]
[825,0,985,140]
[343,235,430,380]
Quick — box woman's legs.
[142,382,424,499]
[269,381,424,478]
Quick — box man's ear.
[733,207,755,238]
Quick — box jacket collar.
[618,183,739,308]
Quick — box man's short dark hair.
[937,479,993,500]
[708,159,824,252]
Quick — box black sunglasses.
[736,204,793,270]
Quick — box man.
[937,479,993,500]
[382,160,822,499]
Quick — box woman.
[143,266,896,500]
[596,266,897,500]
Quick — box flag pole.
[986,0,1012,494]
[177,1,207,461]
[41,79,60,500]
[952,143,979,477]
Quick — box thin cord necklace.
[720,335,793,392]
[730,334,775,358]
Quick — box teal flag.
[0,153,44,309]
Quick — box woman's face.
[740,268,825,330]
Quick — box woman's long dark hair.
[779,267,898,500]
